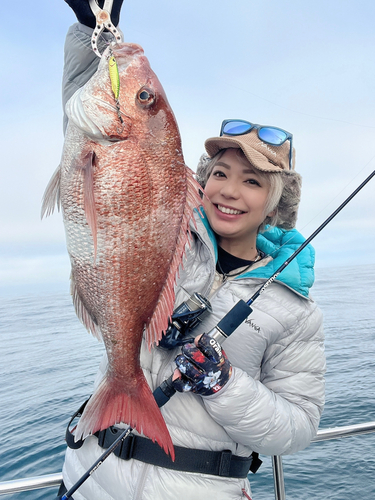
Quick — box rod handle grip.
[153,374,175,407]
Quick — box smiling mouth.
[216,204,245,215]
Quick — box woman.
[59,2,325,499]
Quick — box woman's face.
[203,149,272,255]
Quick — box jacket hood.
[198,209,315,298]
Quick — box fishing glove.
[65,0,124,28]
[173,333,232,396]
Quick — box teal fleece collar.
[199,209,315,298]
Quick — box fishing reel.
[158,292,212,349]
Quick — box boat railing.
[1,421,375,498]
[272,421,375,500]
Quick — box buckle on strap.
[118,433,135,460]
[250,452,262,474]
[96,427,135,461]
[218,450,232,476]
[95,426,135,460]
[97,426,120,448]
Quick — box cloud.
[2,0,375,295]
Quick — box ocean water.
[1,264,374,500]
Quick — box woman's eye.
[212,170,226,178]
[245,178,260,186]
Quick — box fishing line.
[225,82,375,130]
[259,152,375,262]
[246,167,375,304]
[297,153,375,233]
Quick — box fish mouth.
[215,204,245,215]
[112,43,145,66]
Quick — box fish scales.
[42,43,203,459]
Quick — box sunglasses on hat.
[220,119,293,170]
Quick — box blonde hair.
[195,149,302,231]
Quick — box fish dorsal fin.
[145,168,203,347]
[41,165,61,219]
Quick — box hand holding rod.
[153,299,253,405]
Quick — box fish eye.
[137,88,155,106]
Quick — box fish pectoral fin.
[71,273,102,340]
[41,165,61,219]
[82,152,98,260]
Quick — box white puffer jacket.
[61,24,325,500]
[62,211,325,500]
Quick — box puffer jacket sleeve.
[62,23,121,132]
[202,292,325,456]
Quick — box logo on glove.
[209,338,223,358]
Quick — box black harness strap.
[65,402,262,477]
[65,398,89,450]
[97,426,260,477]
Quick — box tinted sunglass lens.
[222,121,252,136]
[258,127,287,145]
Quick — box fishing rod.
[155,166,375,403]
[60,427,132,500]
[246,167,375,307]
[59,167,375,500]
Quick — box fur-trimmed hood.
[199,209,315,298]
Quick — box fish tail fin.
[75,373,175,460]
[41,165,61,218]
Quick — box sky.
[1,0,375,296]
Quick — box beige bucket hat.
[205,128,294,172]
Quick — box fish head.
[76,43,181,147]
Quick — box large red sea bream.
[42,43,202,459]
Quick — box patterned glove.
[173,333,232,396]
[64,0,124,28]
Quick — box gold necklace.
[216,251,261,282]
